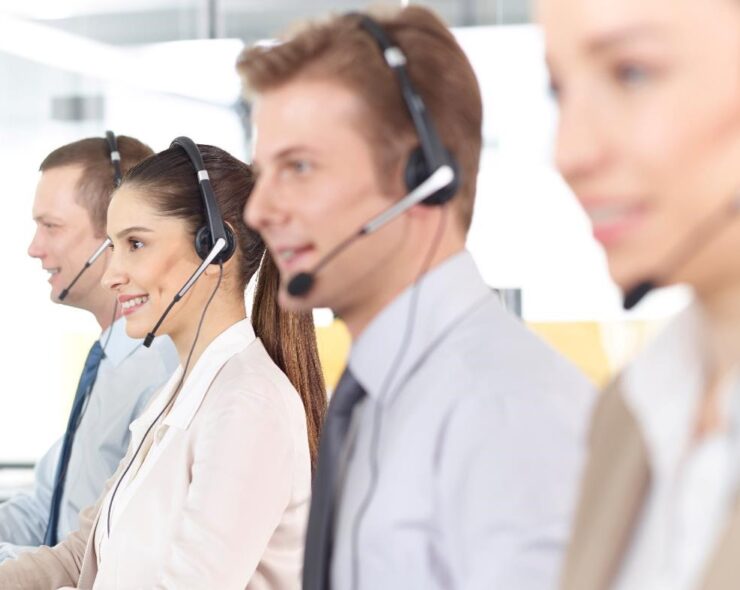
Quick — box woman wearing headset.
[0,141,326,589]
[540,0,740,588]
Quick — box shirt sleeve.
[0,441,138,589]
[436,384,588,590]
[153,376,295,589]
[0,438,62,560]
[0,494,100,589]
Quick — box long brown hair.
[122,144,327,470]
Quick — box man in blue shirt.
[241,7,595,589]
[0,136,177,561]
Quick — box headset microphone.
[143,237,226,347]
[287,165,455,297]
[622,192,740,310]
[57,131,122,302]
[58,237,112,301]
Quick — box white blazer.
[0,318,313,590]
[93,318,312,589]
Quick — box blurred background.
[0,0,689,475]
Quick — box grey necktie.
[303,369,367,590]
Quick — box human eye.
[548,75,562,102]
[127,237,144,251]
[612,60,658,88]
[289,159,313,175]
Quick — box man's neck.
[342,242,465,339]
[89,295,121,332]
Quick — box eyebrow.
[113,226,154,239]
[252,145,317,172]
[32,214,63,223]
[585,24,665,54]
[273,145,317,161]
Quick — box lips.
[580,198,648,248]
[118,294,150,316]
[44,267,61,284]
[274,244,315,272]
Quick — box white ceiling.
[0,0,530,44]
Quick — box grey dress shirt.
[0,318,178,561]
[330,250,595,590]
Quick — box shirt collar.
[349,250,492,402]
[100,317,141,368]
[142,318,256,431]
[622,302,710,473]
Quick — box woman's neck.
[171,297,247,377]
[700,281,740,380]
[690,283,740,439]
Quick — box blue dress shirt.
[330,250,596,590]
[0,318,178,561]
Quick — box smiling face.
[27,165,110,308]
[102,185,211,341]
[245,78,413,324]
[540,0,740,296]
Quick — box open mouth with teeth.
[45,268,61,285]
[277,245,314,268]
[121,295,150,316]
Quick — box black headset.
[354,13,460,206]
[58,131,123,302]
[105,130,123,188]
[286,14,461,298]
[170,137,236,264]
[142,138,236,347]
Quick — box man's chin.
[278,285,316,313]
[51,288,67,305]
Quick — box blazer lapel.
[560,381,651,590]
[106,420,179,533]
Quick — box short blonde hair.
[238,6,482,232]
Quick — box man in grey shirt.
[241,6,594,589]
[0,135,177,561]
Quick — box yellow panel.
[528,322,611,387]
[315,320,351,392]
[60,331,98,417]
[315,318,661,393]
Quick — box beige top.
[0,319,312,590]
[561,306,740,590]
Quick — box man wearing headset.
[0,136,177,561]
[241,6,595,589]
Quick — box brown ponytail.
[252,253,327,472]
[122,143,327,470]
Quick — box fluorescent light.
[0,13,242,106]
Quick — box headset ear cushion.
[195,225,237,264]
[404,146,431,194]
[404,146,461,206]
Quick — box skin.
[245,78,464,338]
[102,186,245,369]
[539,0,740,434]
[28,165,118,329]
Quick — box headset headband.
[352,13,452,173]
[169,137,230,251]
[105,130,123,187]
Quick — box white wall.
[0,25,689,462]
